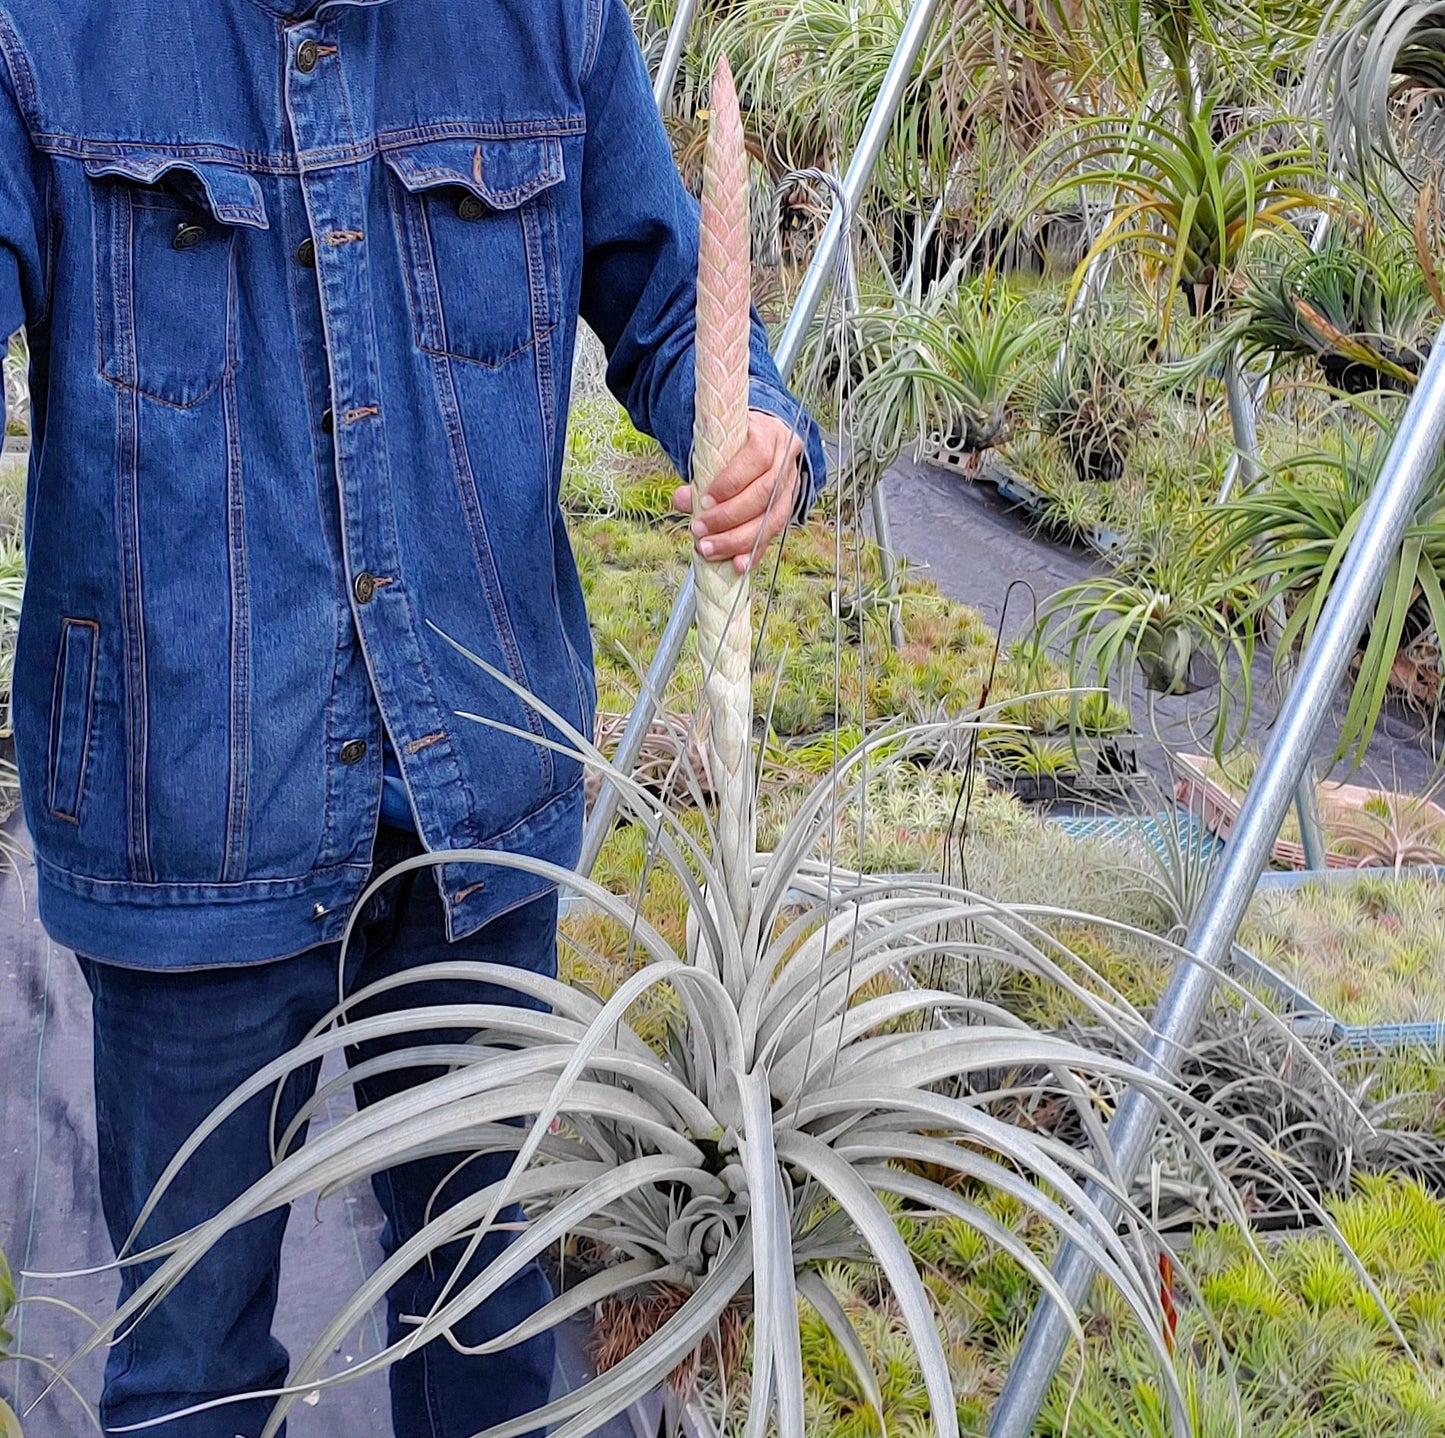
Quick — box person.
[0,1,824,1435]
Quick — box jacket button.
[296,39,320,73]
[321,407,334,435]
[457,194,487,222]
[353,572,377,605]
[340,739,367,766]
[173,223,206,251]
[297,237,317,269]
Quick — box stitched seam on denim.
[33,118,587,172]
[525,193,558,461]
[540,179,562,431]
[412,352,530,836]
[581,0,606,88]
[37,853,372,896]
[428,351,553,793]
[222,353,252,882]
[47,618,100,822]
[383,154,423,353]
[0,10,40,131]
[116,387,153,883]
[323,61,469,850]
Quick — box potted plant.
[1037,323,1149,483]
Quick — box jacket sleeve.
[0,36,45,436]
[577,0,827,504]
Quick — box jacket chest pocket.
[385,136,564,368]
[86,154,269,408]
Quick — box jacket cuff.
[747,377,828,521]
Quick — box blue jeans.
[78,829,557,1437]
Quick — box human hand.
[672,410,804,574]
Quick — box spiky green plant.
[1043,100,1319,329]
[1227,216,1436,392]
[1217,426,1445,761]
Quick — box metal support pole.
[652,0,702,115]
[577,0,945,878]
[1222,355,1329,869]
[988,325,1445,1437]
[771,0,943,380]
[870,485,907,650]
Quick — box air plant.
[816,277,1048,510]
[1037,320,1150,483]
[1311,0,1445,189]
[1217,427,1445,762]
[1044,99,1319,328]
[1227,216,1436,393]
[47,59,1332,1438]
[1037,526,1257,753]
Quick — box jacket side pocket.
[48,619,99,823]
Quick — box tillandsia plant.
[1216,426,1445,762]
[46,58,1345,1438]
[1226,215,1437,393]
[809,277,1048,513]
[1036,524,1257,752]
[1036,317,1150,483]
[1311,0,1445,191]
[1043,98,1319,329]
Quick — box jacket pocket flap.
[82,153,269,230]
[383,136,564,210]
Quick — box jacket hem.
[37,856,373,970]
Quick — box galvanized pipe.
[652,0,702,114]
[578,0,946,877]
[772,0,944,380]
[988,323,1445,1437]
[1222,354,1329,870]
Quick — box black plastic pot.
[1317,340,1429,396]
[1063,433,1129,484]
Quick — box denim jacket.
[0,0,825,968]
